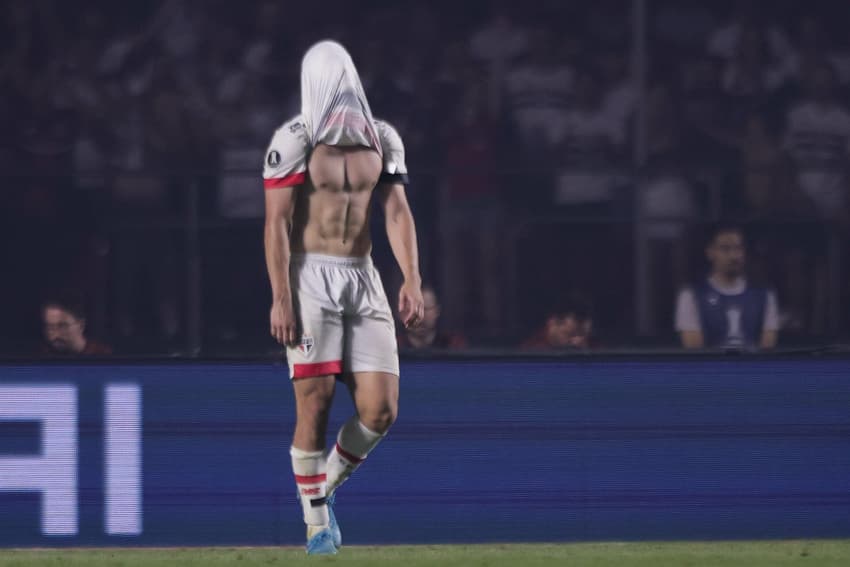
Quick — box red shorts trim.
[264,172,306,189]
[292,360,343,379]
[294,473,327,484]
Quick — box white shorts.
[287,253,399,379]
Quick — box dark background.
[2,0,849,355]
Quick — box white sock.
[290,446,329,527]
[326,416,385,494]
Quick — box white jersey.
[263,40,408,190]
[300,40,380,150]
[262,115,408,189]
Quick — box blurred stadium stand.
[1,0,849,357]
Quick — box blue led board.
[1,359,848,546]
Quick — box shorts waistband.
[291,253,373,268]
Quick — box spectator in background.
[469,0,528,71]
[148,0,205,69]
[208,68,282,344]
[4,85,105,350]
[738,112,799,217]
[215,63,284,218]
[468,0,527,111]
[109,59,184,344]
[721,25,788,99]
[675,225,779,349]
[598,49,637,140]
[502,26,574,151]
[786,16,850,87]
[397,286,467,350]
[239,0,286,83]
[695,107,803,218]
[652,0,718,52]
[439,81,504,335]
[677,54,726,147]
[554,66,626,212]
[706,0,793,64]
[521,294,594,351]
[582,0,629,52]
[42,296,112,356]
[783,59,850,220]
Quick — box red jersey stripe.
[264,172,306,189]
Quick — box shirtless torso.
[292,144,382,256]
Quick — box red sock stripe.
[294,473,327,484]
[335,442,365,464]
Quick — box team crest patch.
[298,334,314,355]
[267,150,281,167]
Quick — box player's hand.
[270,300,298,346]
[398,280,424,329]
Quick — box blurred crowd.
[1,0,849,356]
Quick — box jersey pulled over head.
[300,40,380,153]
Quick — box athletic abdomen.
[291,145,382,256]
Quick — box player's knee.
[360,403,397,434]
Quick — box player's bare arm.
[264,185,299,346]
[378,182,424,328]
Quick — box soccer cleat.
[306,527,338,555]
[327,492,342,548]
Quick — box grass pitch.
[1,540,849,566]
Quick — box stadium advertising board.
[1,359,848,546]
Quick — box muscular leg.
[292,375,337,450]
[344,371,399,433]
[291,375,336,529]
[326,371,398,493]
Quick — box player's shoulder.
[373,118,408,177]
[264,114,310,183]
[374,118,404,150]
[268,114,310,149]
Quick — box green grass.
[1,541,849,567]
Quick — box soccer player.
[262,41,424,555]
